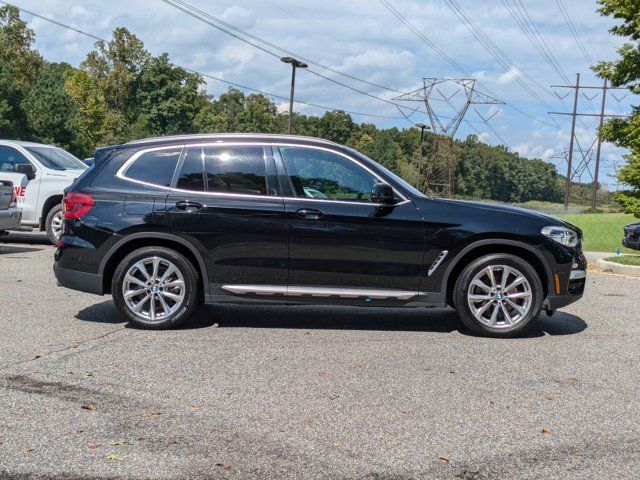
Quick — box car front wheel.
[112,247,199,329]
[453,253,543,337]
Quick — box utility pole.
[549,76,629,210]
[280,56,308,134]
[415,123,429,189]
[592,78,607,209]
[565,73,580,210]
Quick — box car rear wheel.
[112,247,199,329]
[453,253,543,337]
[45,204,63,245]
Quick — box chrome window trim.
[116,142,410,206]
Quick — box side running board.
[221,285,418,300]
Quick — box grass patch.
[557,213,638,254]
[604,255,640,266]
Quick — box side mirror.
[14,163,36,180]
[371,183,396,205]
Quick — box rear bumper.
[53,264,104,295]
[0,208,22,231]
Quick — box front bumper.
[544,268,586,310]
[53,264,104,295]
[623,235,640,250]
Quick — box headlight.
[541,226,579,247]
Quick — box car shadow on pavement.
[75,301,125,325]
[0,245,43,254]
[74,301,587,337]
[187,304,588,337]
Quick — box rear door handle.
[296,208,324,220]
[175,201,203,212]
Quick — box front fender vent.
[428,250,449,276]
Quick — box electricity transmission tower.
[549,73,630,209]
[394,78,503,197]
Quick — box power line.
[0,0,103,41]
[443,0,556,111]
[377,0,559,129]
[556,0,594,66]
[501,0,570,84]
[162,0,405,94]
[161,0,430,120]
[500,0,594,129]
[1,1,406,121]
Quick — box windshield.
[25,146,87,171]
[345,147,426,198]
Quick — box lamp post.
[415,123,429,189]
[280,56,308,134]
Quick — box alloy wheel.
[51,211,64,241]
[466,265,532,328]
[122,256,185,322]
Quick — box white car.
[0,140,88,243]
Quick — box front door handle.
[175,201,203,212]
[296,208,324,220]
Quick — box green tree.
[21,63,78,151]
[0,5,43,138]
[64,69,114,155]
[593,0,640,216]
[133,53,209,137]
[0,5,43,86]
[81,27,150,120]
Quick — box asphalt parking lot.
[1,232,639,480]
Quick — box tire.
[112,246,199,329]
[45,204,63,245]
[453,253,543,338]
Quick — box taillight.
[62,192,95,220]
[10,188,17,207]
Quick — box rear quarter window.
[122,148,182,188]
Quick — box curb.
[595,258,640,277]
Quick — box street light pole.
[415,123,429,189]
[280,56,308,134]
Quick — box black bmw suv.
[54,134,586,337]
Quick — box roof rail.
[125,133,341,147]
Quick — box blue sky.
[12,0,638,187]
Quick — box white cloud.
[496,67,520,85]
[13,0,634,176]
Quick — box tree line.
[0,5,605,205]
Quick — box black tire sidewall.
[45,204,63,245]
[454,253,543,337]
[112,246,199,329]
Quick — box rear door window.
[123,148,182,188]
[176,147,205,192]
[177,145,268,195]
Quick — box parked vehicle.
[0,180,21,235]
[54,134,587,337]
[0,140,88,244]
[623,222,640,250]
